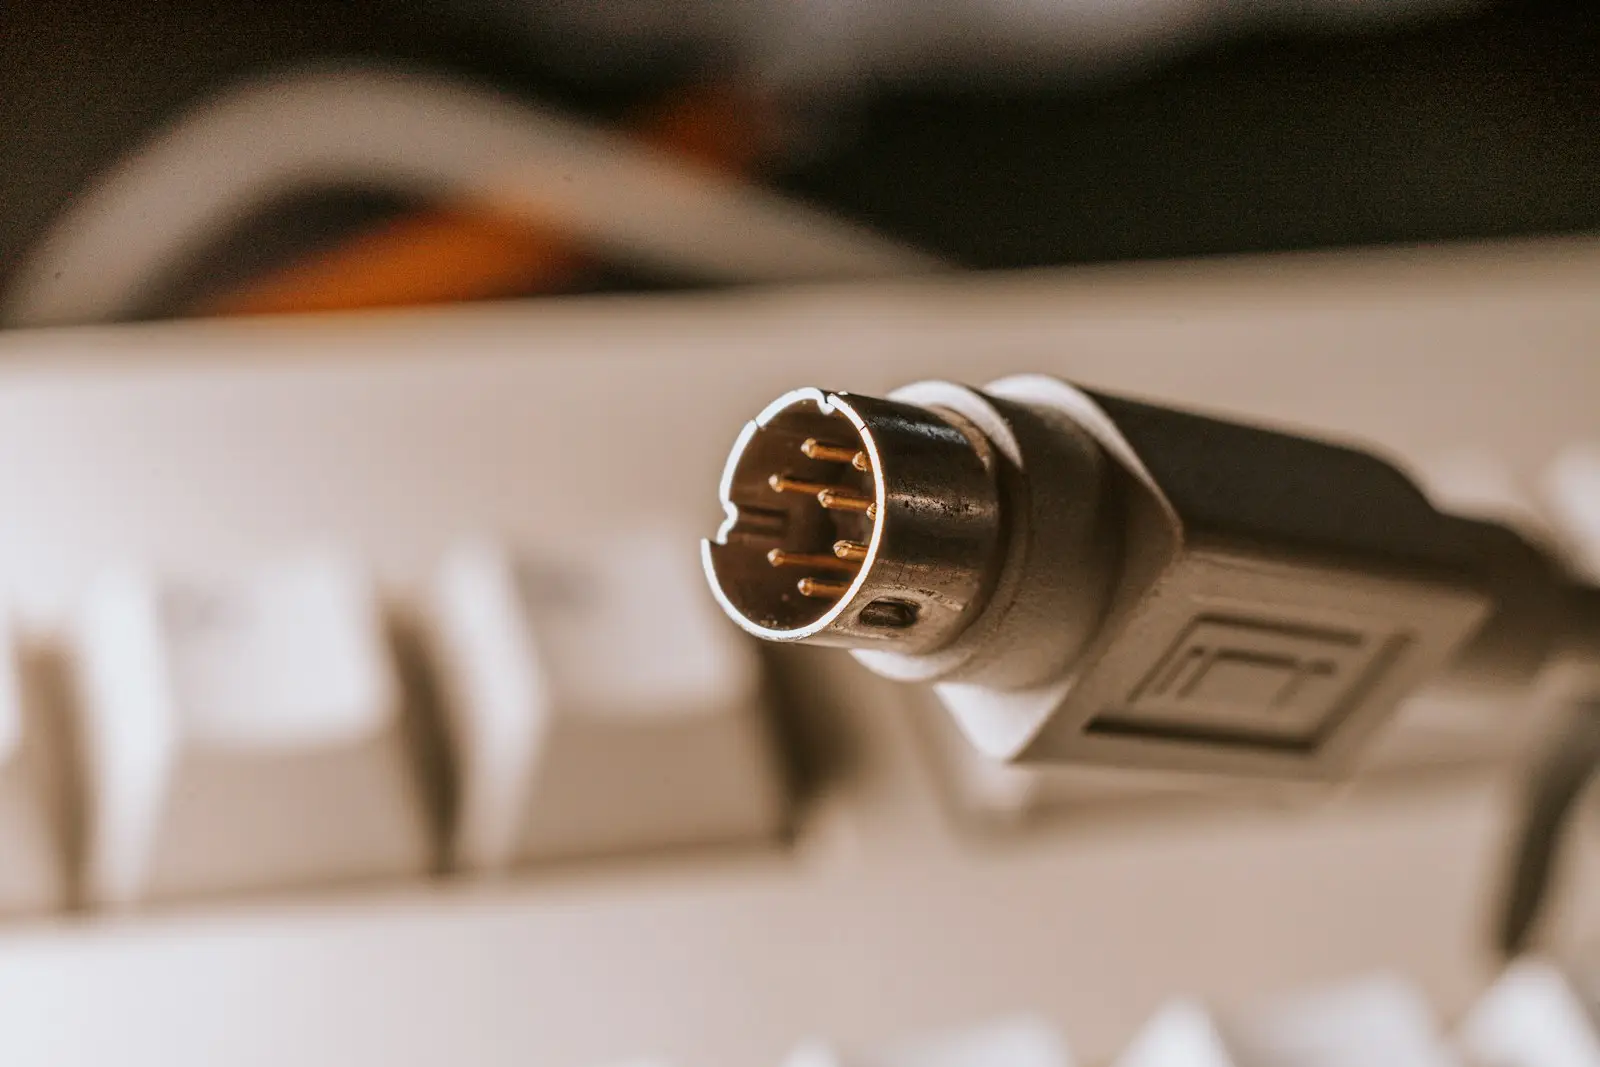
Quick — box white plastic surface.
[71,556,432,904]
[433,534,784,869]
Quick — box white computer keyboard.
[0,239,1596,1067]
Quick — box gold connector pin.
[833,540,869,563]
[800,437,873,471]
[799,438,858,464]
[767,549,856,572]
[768,473,833,496]
[818,489,877,520]
[797,577,851,599]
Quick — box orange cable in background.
[201,84,771,317]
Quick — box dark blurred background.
[4,0,1598,316]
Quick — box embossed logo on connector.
[1092,614,1409,750]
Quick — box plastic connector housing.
[705,375,1510,780]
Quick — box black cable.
[1498,696,1600,956]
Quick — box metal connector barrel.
[700,386,1003,655]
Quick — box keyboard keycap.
[1116,977,1459,1067]
[71,556,433,905]
[0,617,66,914]
[785,1017,1074,1067]
[1457,959,1600,1067]
[432,533,785,871]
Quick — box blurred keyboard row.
[611,962,1600,1067]
[2,515,1589,916]
[1,531,788,913]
